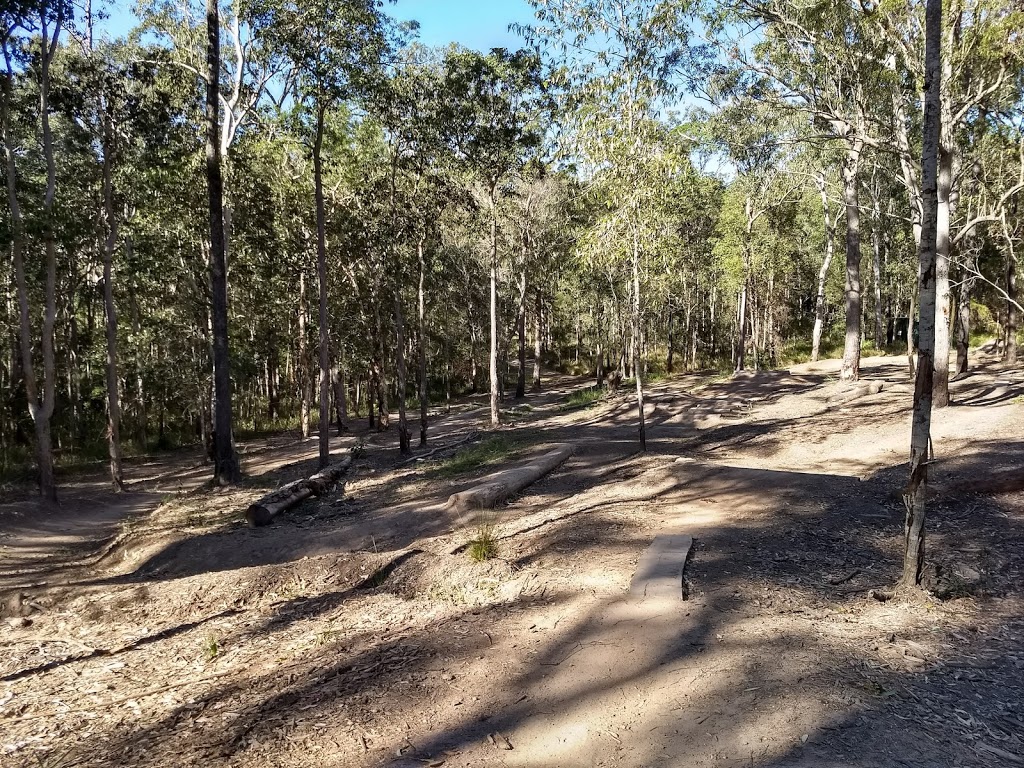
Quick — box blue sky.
[99,0,536,52]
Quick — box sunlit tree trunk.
[298,271,310,438]
[3,9,63,501]
[488,181,500,426]
[532,288,542,391]
[870,178,885,348]
[903,0,941,589]
[811,172,836,362]
[631,229,646,450]
[516,267,527,398]
[417,239,428,446]
[840,137,864,382]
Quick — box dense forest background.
[2,0,1021,498]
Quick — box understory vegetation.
[2,0,1021,507]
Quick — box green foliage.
[560,386,605,411]
[435,437,520,477]
[467,524,499,562]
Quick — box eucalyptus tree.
[707,0,889,381]
[2,0,67,501]
[522,0,695,448]
[203,0,241,483]
[878,0,1024,403]
[72,43,166,489]
[261,0,398,465]
[443,46,542,427]
[904,0,943,589]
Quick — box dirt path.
[2,355,1023,767]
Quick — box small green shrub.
[559,386,605,411]
[468,524,498,562]
[203,635,219,661]
[435,437,519,477]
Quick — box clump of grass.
[436,436,518,477]
[468,523,498,562]
[203,635,220,661]
[559,386,605,411]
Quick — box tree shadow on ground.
[19,440,1022,767]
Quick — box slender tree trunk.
[128,244,147,450]
[394,264,410,455]
[516,267,527,398]
[632,232,646,450]
[908,289,917,379]
[298,271,310,438]
[205,0,240,484]
[1004,216,1018,365]
[840,138,864,382]
[871,179,885,348]
[313,107,330,467]
[3,11,62,501]
[812,172,836,362]
[903,0,941,589]
[933,108,954,406]
[373,289,389,430]
[333,363,346,435]
[489,183,500,426]
[735,282,748,372]
[666,297,675,374]
[532,288,542,391]
[101,108,124,491]
[417,239,428,446]
[955,255,975,377]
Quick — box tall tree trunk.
[298,271,310,438]
[955,255,975,377]
[871,178,885,348]
[516,267,527,398]
[128,243,147,450]
[632,232,646,450]
[666,297,675,374]
[532,288,542,391]
[333,363,346,435]
[417,239,428,446]
[394,264,410,455]
[205,0,240,484]
[933,99,955,407]
[101,108,124,491]
[373,288,389,430]
[488,182,500,426]
[903,0,941,589]
[840,138,864,382]
[812,172,836,362]
[3,9,62,501]
[1004,215,1018,365]
[734,282,748,372]
[313,106,330,468]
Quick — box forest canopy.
[2,0,1021,507]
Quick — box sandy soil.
[1,353,1023,768]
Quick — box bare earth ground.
[1,352,1023,768]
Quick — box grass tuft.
[435,436,519,477]
[559,386,605,411]
[468,524,499,562]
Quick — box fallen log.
[444,444,574,527]
[827,380,884,406]
[245,456,353,527]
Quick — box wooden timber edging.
[245,455,353,527]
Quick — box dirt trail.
[2,355,1023,768]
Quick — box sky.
[99,0,537,52]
